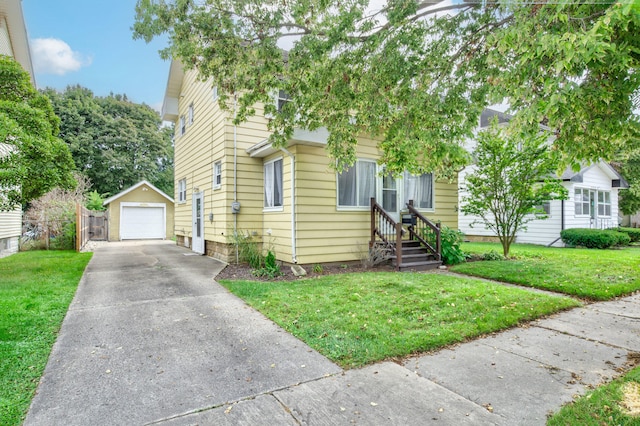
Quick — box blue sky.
[22,0,169,111]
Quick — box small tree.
[461,122,567,258]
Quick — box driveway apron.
[24,241,341,426]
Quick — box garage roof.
[103,180,174,206]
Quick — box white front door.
[192,191,205,254]
[380,172,401,222]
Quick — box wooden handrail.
[406,200,442,262]
[370,197,401,268]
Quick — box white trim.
[119,202,166,240]
[177,178,187,203]
[213,161,222,190]
[336,158,377,209]
[263,157,284,210]
[103,180,174,205]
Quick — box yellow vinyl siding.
[172,67,459,263]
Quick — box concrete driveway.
[24,241,340,425]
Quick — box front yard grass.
[220,272,579,368]
[452,243,640,301]
[0,251,92,426]
[548,364,640,425]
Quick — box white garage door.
[121,206,165,240]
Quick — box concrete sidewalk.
[25,241,640,425]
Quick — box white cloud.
[31,38,91,75]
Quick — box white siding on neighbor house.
[0,207,21,258]
[459,163,621,247]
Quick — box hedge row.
[560,228,631,249]
[616,227,640,243]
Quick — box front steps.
[390,240,442,271]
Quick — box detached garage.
[103,181,174,241]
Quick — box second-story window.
[188,103,194,125]
[213,161,222,190]
[178,178,187,202]
[276,90,291,113]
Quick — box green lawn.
[0,251,92,426]
[452,243,640,300]
[548,365,640,425]
[220,272,579,368]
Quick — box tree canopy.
[461,122,567,257]
[0,55,75,210]
[133,0,639,177]
[44,86,174,197]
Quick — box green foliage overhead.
[43,86,174,197]
[133,0,639,176]
[461,121,567,258]
[0,55,75,210]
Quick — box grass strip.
[452,243,640,300]
[548,364,640,425]
[0,251,92,426]
[220,272,579,368]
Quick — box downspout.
[280,147,297,264]
[233,93,239,263]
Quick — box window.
[179,115,186,136]
[212,87,219,102]
[337,160,376,208]
[188,103,194,125]
[403,172,433,209]
[598,191,611,216]
[535,201,551,216]
[574,188,590,215]
[276,90,291,113]
[264,158,283,209]
[178,178,187,203]
[213,161,222,189]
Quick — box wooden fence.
[76,204,108,252]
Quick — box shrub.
[252,250,282,279]
[561,228,630,249]
[616,227,640,243]
[482,250,503,261]
[439,225,467,265]
[228,230,262,268]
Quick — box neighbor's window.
[535,201,551,216]
[213,161,222,189]
[598,191,611,216]
[403,172,434,209]
[264,158,283,209]
[574,188,590,215]
[178,178,187,203]
[337,159,376,208]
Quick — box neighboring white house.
[458,109,628,247]
[0,0,35,258]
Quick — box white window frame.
[597,190,611,217]
[179,115,186,136]
[178,178,187,203]
[212,86,219,102]
[213,161,222,190]
[264,157,283,211]
[403,171,434,211]
[336,159,377,210]
[574,188,591,216]
[188,103,194,125]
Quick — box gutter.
[279,147,297,264]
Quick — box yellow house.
[162,61,458,268]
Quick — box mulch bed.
[215,261,396,282]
